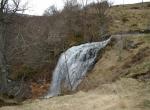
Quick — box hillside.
[79,34,150,90]
[1,33,150,110]
[0,2,150,110]
[5,2,150,82]
[1,79,150,110]
[109,2,150,34]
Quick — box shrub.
[122,17,129,23]
[131,23,138,27]
[15,65,38,80]
[147,4,150,7]
[130,7,140,9]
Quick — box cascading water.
[45,38,111,98]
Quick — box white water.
[45,38,111,98]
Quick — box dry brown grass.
[0,78,150,110]
[109,3,150,34]
[78,34,150,91]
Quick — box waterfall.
[45,38,111,98]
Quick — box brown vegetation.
[0,0,150,102]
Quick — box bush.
[147,4,150,7]
[15,65,38,80]
[131,23,138,27]
[130,7,140,9]
[122,17,129,23]
[66,32,84,47]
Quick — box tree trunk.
[0,22,9,93]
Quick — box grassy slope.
[109,2,150,34]
[1,78,150,110]
[79,34,150,91]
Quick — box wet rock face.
[45,38,111,98]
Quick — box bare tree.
[81,0,111,41]
[43,5,59,16]
[81,0,89,42]
[142,0,144,8]
[62,0,82,37]
[0,0,27,93]
[95,0,110,37]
